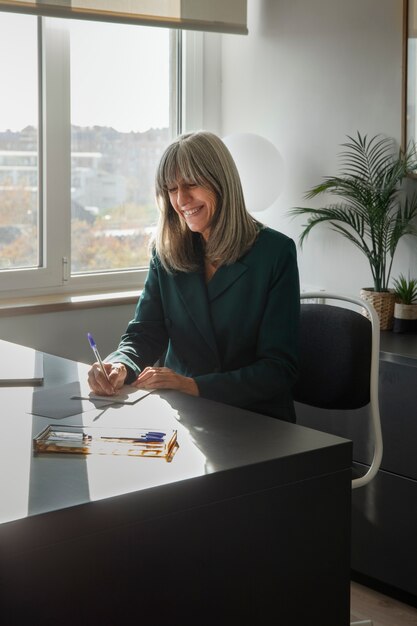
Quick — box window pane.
[0,13,39,270]
[70,20,172,274]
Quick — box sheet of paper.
[0,339,44,386]
[29,381,111,419]
[71,383,153,405]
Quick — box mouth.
[183,205,203,217]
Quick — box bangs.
[156,141,212,192]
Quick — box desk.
[0,345,352,626]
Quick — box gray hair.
[154,131,261,272]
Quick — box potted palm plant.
[392,274,417,333]
[290,132,417,329]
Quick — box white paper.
[71,383,154,405]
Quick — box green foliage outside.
[71,202,157,273]
[0,183,38,269]
[0,185,157,271]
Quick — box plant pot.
[393,302,417,333]
[360,288,396,331]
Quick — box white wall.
[216,0,417,295]
[0,302,135,363]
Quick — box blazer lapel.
[173,270,221,364]
[207,261,248,302]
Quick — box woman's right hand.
[87,361,128,396]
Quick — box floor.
[350,582,417,626]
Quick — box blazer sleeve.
[105,256,169,383]
[194,239,300,410]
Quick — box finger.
[108,363,127,390]
[136,367,160,383]
[88,362,116,395]
[133,368,159,388]
[134,369,177,390]
[87,366,100,392]
[135,377,165,389]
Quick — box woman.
[88,131,300,422]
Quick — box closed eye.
[168,182,197,193]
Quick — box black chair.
[294,293,383,626]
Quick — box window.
[0,13,39,271]
[0,13,185,297]
[69,20,171,275]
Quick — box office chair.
[294,293,384,626]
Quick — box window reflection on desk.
[84,397,208,502]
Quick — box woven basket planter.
[360,288,396,331]
[393,302,417,333]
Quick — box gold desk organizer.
[34,425,178,462]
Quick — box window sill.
[0,289,140,317]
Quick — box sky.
[0,12,170,133]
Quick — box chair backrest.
[295,293,383,489]
[294,303,372,410]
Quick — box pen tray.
[33,425,178,461]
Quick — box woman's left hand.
[133,366,199,396]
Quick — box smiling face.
[168,179,217,241]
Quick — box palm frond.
[340,134,395,184]
[305,177,376,218]
[288,131,417,291]
[327,223,371,257]
[290,204,369,248]
[386,194,417,255]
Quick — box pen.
[101,436,164,443]
[87,332,111,383]
[99,431,166,443]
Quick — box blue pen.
[100,431,166,443]
[87,333,110,383]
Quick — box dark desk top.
[380,332,417,367]
[0,347,351,557]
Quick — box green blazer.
[107,227,300,422]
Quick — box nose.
[177,185,192,207]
